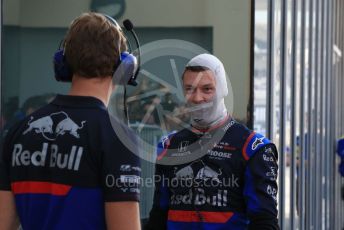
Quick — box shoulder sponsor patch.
[242,132,270,160]
[156,132,176,160]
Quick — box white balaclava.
[185,54,228,129]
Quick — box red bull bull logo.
[173,161,223,184]
[22,112,86,140]
[195,166,222,183]
[174,166,194,179]
[23,116,53,136]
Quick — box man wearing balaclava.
[145,54,279,230]
[184,54,228,129]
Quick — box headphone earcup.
[113,52,138,85]
[53,49,72,82]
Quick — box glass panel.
[292,0,302,227]
[254,0,268,136]
[271,0,283,225]
[253,0,341,228]
[283,0,293,228]
[299,0,310,229]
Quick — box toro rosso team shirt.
[0,95,141,230]
[145,117,279,230]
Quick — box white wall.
[205,0,251,120]
[4,0,91,27]
[3,0,20,25]
[3,0,251,121]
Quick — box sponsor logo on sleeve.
[120,164,142,172]
[263,154,274,162]
[120,175,141,184]
[266,166,277,181]
[252,136,265,150]
[267,185,277,201]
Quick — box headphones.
[53,14,140,86]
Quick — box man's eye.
[185,88,194,92]
[204,87,214,92]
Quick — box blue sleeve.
[101,119,141,202]
[243,133,279,229]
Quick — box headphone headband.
[53,14,139,85]
[103,14,122,31]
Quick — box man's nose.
[191,89,205,104]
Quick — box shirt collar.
[50,94,107,110]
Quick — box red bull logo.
[195,166,222,183]
[55,118,86,138]
[12,143,83,171]
[23,116,53,136]
[174,165,194,179]
[22,112,86,140]
[170,188,228,207]
[173,161,223,184]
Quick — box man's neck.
[68,75,114,107]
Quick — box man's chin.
[191,117,212,129]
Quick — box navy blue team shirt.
[0,95,141,229]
